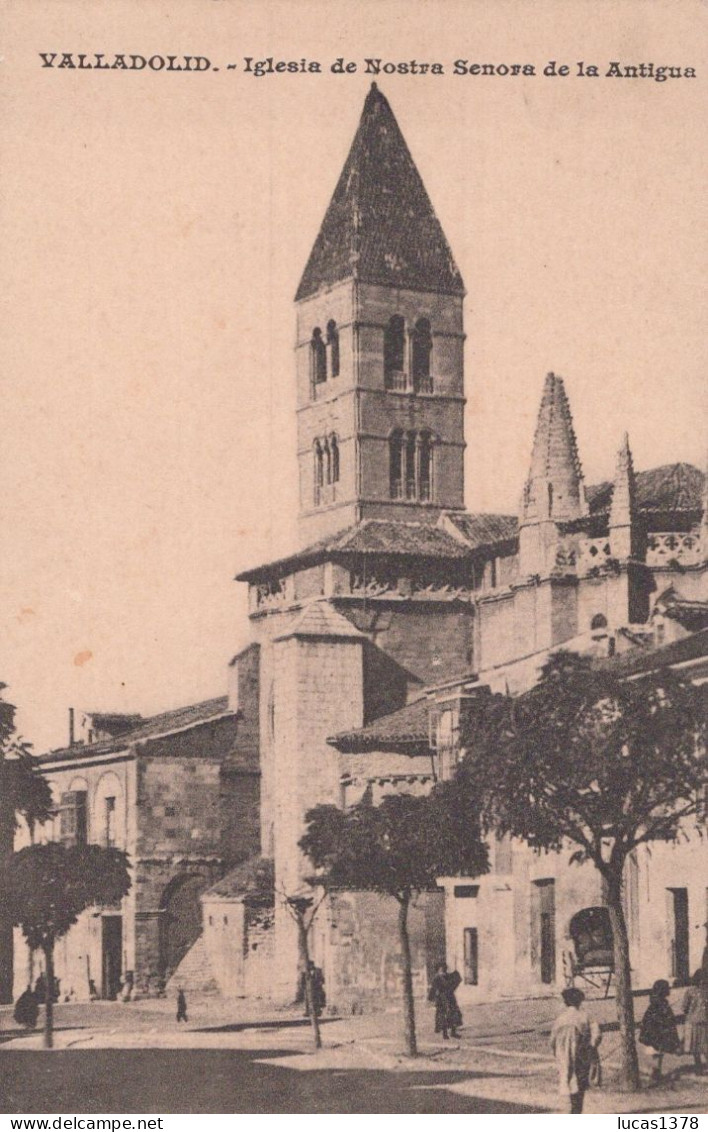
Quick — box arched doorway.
[159,875,206,980]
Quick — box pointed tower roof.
[521,373,587,522]
[295,84,464,301]
[274,601,365,643]
[610,432,636,529]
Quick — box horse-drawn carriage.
[563,906,615,997]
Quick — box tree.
[300,783,489,1056]
[460,651,707,1091]
[0,690,53,1003]
[279,889,327,1050]
[5,842,131,1047]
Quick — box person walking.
[176,988,188,1023]
[681,969,708,1074]
[428,962,463,1040]
[550,987,601,1113]
[639,979,681,1084]
[13,986,39,1030]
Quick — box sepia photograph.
[0,0,706,1118]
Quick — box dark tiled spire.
[296,84,464,301]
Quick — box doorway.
[101,916,122,1000]
[667,888,690,985]
[534,879,556,985]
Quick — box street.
[0,1048,543,1114]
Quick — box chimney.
[68,707,75,747]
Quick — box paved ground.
[0,1049,545,1114]
[1,994,706,1115]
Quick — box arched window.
[389,429,404,499]
[330,435,340,484]
[590,613,608,631]
[314,440,324,505]
[323,437,331,486]
[411,318,432,391]
[311,328,326,386]
[384,315,406,388]
[405,432,417,499]
[419,430,433,501]
[326,320,340,379]
[389,429,434,503]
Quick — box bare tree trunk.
[42,941,54,1050]
[0,797,15,1005]
[295,914,321,1050]
[397,892,417,1057]
[607,875,640,1091]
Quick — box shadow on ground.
[0,1049,549,1113]
[195,1018,339,1034]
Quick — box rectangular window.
[454,885,479,899]
[60,791,88,847]
[105,796,116,848]
[463,927,479,985]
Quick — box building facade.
[227,83,708,1006]
[14,698,259,1001]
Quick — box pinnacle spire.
[521,373,587,523]
[610,432,636,529]
[609,432,638,560]
[295,84,464,301]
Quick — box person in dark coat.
[302,962,326,1018]
[428,963,463,1040]
[639,979,681,1083]
[176,988,188,1023]
[13,986,39,1030]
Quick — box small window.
[314,440,324,505]
[547,483,554,517]
[590,614,608,631]
[311,328,326,385]
[454,885,479,899]
[326,320,340,379]
[419,431,432,502]
[330,435,340,484]
[463,927,479,985]
[389,430,404,499]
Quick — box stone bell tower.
[294,83,467,546]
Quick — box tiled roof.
[329,697,431,752]
[594,627,708,678]
[332,520,469,559]
[444,512,518,550]
[38,696,231,764]
[237,466,705,584]
[588,464,704,515]
[236,519,470,582]
[204,857,274,901]
[296,84,464,301]
[275,601,365,642]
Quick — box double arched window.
[314,434,340,506]
[310,321,340,393]
[384,315,434,393]
[389,429,433,502]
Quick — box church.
[17,84,707,1009]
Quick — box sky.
[1,0,705,751]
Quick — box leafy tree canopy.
[0,686,52,832]
[6,843,131,950]
[460,651,707,874]
[300,782,490,901]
